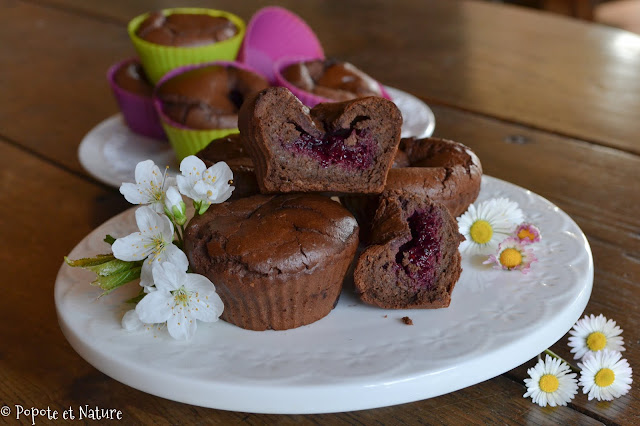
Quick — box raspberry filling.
[395,209,442,289]
[283,123,375,170]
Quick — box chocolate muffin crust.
[184,193,360,330]
[137,12,238,47]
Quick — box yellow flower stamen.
[594,368,615,387]
[469,220,493,244]
[499,248,522,268]
[586,331,607,351]
[518,228,536,241]
[539,374,559,393]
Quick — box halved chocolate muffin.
[341,137,482,242]
[184,193,359,331]
[238,87,402,194]
[354,192,463,309]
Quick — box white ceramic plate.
[78,87,436,188]
[55,176,592,414]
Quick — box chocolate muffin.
[184,193,360,331]
[281,59,384,101]
[196,134,259,199]
[341,137,482,241]
[354,192,463,309]
[238,86,402,194]
[137,12,238,47]
[113,61,153,97]
[155,64,269,129]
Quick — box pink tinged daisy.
[484,237,537,273]
[457,198,524,256]
[111,206,188,289]
[134,261,224,340]
[119,160,174,213]
[513,223,541,244]
[523,355,578,407]
[568,314,625,360]
[578,349,632,401]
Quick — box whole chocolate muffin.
[137,12,238,47]
[354,192,463,309]
[281,59,384,101]
[196,134,259,199]
[238,86,402,194]
[113,61,153,97]
[155,64,269,129]
[184,194,360,331]
[341,137,482,242]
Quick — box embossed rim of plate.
[54,176,592,414]
[78,86,435,188]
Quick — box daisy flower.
[484,237,537,273]
[523,355,578,407]
[458,198,524,255]
[568,314,625,360]
[119,160,174,213]
[513,223,541,244]
[578,349,633,401]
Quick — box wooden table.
[2,0,638,423]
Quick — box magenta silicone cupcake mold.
[107,58,167,140]
[237,6,324,83]
[273,57,392,108]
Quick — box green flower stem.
[544,348,581,374]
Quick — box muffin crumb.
[401,316,413,325]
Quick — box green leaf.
[104,235,117,245]
[65,254,115,268]
[86,259,138,277]
[92,266,142,296]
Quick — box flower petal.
[140,260,154,288]
[167,307,198,340]
[135,291,173,324]
[111,232,151,261]
[119,182,150,205]
[122,309,144,331]
[152,261,184,292]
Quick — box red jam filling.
[282,125,375,170]
[395,209,442,289]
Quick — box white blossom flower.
[484,237,537,273]
[135,261,224,340]
[177,156,234,214]
[568,314,625,360]
[164,185,187,226]
[523,355,578,407]
[119,160,174,213]
[458,198,524,255]
[578,349,632,401]
[111,206,187,289]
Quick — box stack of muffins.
[184,86,483,331]
[108,6,393,162]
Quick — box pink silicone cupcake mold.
[107,58,167,140]
[238,6,324,83]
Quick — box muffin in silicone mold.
[153,61,269,161]
[107,57,166,140]
[128,8,246,84]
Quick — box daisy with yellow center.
[568,314,625,360]
[484,238,537,273]
[578,349,632,401]
[457,198,524,256]
[513,222,541,245]
[523,355,578,407]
